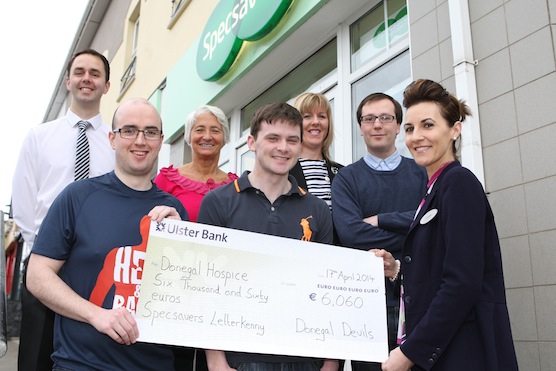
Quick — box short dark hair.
[403,79,471,125]
[356,93,403,125]
[66,49,110,82]
[250,102,303,141]
[403,79,471,157]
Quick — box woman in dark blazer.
[380,79,518,371]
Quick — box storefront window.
[229,0,409,172]
[387,0,408,46]
[238,144,255,173]
[351,50,411,160]
[240,39,337,135]
[350,0,408,71]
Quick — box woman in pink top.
[154,105,238,222]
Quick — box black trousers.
[173,347,209,371]
[229,362,321,371]
[18,277,55,371]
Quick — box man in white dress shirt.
[12,49,114,371]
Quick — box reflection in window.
[350,0,408,71]
[238,144,255,174]
[351,50,411,160]
[240,39,337,135]
[387,0,408,46]
[219,160,231,173]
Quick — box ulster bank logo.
[156,221,166,232]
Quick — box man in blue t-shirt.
[332,93,427,371]
[26,98,188,370]
[198,102,337,371]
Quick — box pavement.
[1,337,18,370]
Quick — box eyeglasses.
[359,114,396,125]
[113,127,162,141]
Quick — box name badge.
[420,209,438,225]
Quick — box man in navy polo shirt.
[197,102,337,371]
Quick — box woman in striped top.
[290,92,343,212]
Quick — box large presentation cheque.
[136,218,388,362]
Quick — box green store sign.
[197,0,293,81]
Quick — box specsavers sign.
[197,0,293,81]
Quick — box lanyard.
[413,162,453,221]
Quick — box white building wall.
[409,1,556,369]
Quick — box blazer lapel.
[408,162,460,234]
[409,186,438,235]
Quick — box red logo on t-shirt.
[89,216,151,314]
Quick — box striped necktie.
[75,120,91,180]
